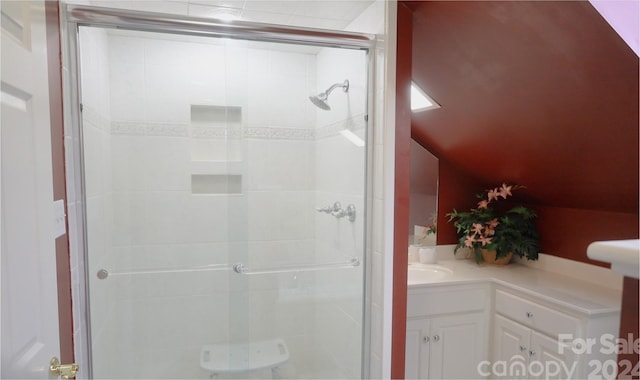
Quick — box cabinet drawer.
[408,287,488,317]
[495,290,579,338]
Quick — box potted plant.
[447,183,539,264]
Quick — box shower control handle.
[316,201,342,214]
[315,202,356,222]
[315,206,333,213]
[331,209,345,217]
[333,204,356,222]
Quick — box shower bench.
[200,338,290,379]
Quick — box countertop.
[587,239,640,279]
[407,258,622,316]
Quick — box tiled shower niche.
[190,104,244,195]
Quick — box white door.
[530,331,578,380]
[405,318,431,379]
[492,314,530,379]
[430,312,486,379]
[1,1,61,378]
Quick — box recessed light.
[411,82,440,112]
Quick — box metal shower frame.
[60,3,376,379]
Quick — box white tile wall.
[108,62,146,121]
[308,2,386,373]
[246,139,314,191]
[345,1,391,378]
[82,28,327,379]
[74,26,114,380]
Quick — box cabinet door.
[492,314,531,379]
[530,331,578,380]
[406,318,431,379]
[430,312,487,379]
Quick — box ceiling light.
[411,82,440,112]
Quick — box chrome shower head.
[309,92,331,110]
[309,80,349,111]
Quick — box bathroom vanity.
[406,251,622,379]
[406,282,490,379]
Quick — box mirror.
[409,138,438,246]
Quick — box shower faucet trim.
[315,201,356,222]
[316,201,342,214]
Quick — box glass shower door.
[78,23,368,379]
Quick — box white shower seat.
[200,338,289,379]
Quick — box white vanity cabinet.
[405,284,490,379]
[491,287,620,379]
[493,314,576,379]
[405,255,622,380]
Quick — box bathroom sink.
[407,263,453,283]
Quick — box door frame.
[46,0,75,364]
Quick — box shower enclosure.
[63,5,373,379]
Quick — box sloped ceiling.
[407,1,639,214]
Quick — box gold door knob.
[49,357,79,380]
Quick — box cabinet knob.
[526,312,534,318]
[519,345,527,352]
[433,335,440,342]
[529,350,536,357]
[423,336,430,343]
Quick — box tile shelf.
[190,161,245,195]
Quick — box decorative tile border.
[111,122,189,137]
[111,122,146,136]
[191,126,243,139]
[245,127,314,140]
[145,123,189,137]
[109,114,366,142]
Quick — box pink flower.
[487,188,499,202]
[484,226,496,236]
[498,183,513,199]
[488,218,499,228]
[464,235,475,247]
[479,236,493,246]
[477,200,489,209]
[472,223,484,234]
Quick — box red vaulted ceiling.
[406,1,639,214]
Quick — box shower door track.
[61,4,376,380]
[64,4,375,50]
